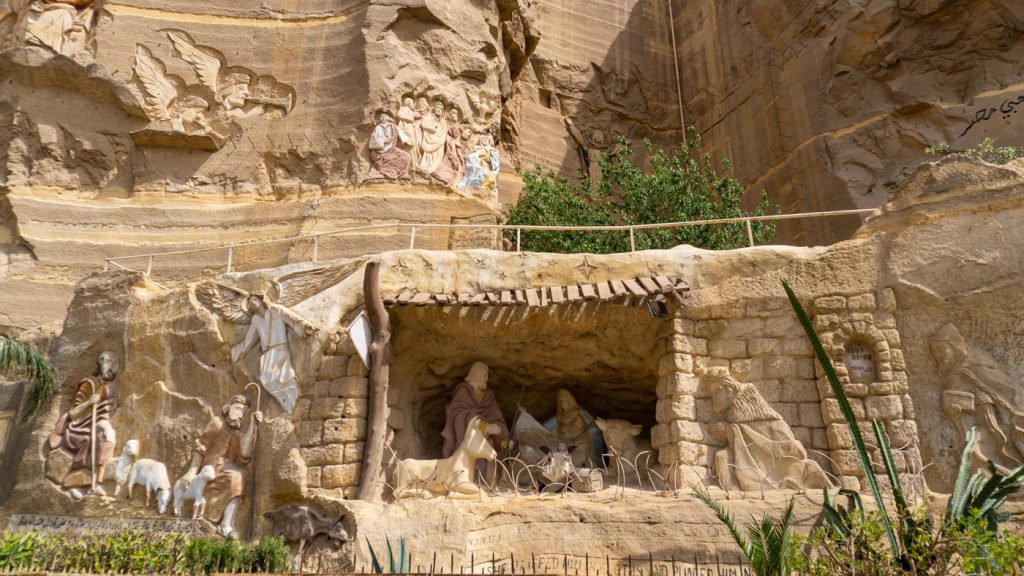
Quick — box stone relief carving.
[394,416,502,499]
[931,323,1024,472]
[5,0,104,60]
[366,109,411,180]
[595,417,650,478]
[130,30,295,151]
[366,91,500,194]
[544,389,602,468]
[563,116,622,182]
[457,134,500,200]
[176,393,262,538]
[126,454,172,514]
[263,505,349,564]
[45,350,118,499]
[705,367,830,491]
[196,262,362,414]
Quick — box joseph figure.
[441,361,509,483]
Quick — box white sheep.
[172,465,216,519]
[127,458,172,514]
[103,439,139,497]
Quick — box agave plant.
[781,279,1024,571]
[693,485,797,576]
[0,335,56,419]
[366,536,409,574]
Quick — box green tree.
[506,129,775,253]
[0,336,55,419]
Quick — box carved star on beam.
[474,257,487,269]
[576,256,598,280]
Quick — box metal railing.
[102,208,875,280]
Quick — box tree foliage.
[0,336,55,419]
[506,130,775,253]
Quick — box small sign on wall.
[347,311,373,368]
[844,341,876,384]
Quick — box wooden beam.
[623,279,647,297]
[566,285,582,301]
[610,279,628,296]
[396,291,414,304]
[525,288,540,306]
[411,292,433,305]
[550,286,565,304]
[500,290,514,304]
[580,283,597,300]
[638,277,660,294]
[654,276,674,291]
[596,282,613,300]
[357,261,391,502]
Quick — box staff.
[245,382,262,540]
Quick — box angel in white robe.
[197,260,365,413]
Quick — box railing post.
[312,236,319,262]
[629,228,636,252]
[409,226,417,250]
[745,219,755,247]
[146,256,153,277]
[103,260,109,272]
[226,246,233,273]
[516,228,521,252]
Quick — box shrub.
[926,137,1023,165]
[506,129,775,253]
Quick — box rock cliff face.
[2,157,1024,559]
[1,0,1021,336]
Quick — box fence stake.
[103,259,109,272]
[516,228,522,252]
[146,256,153,277]
[227,246,234,273]
[312,236,319,262]
[629,228,636,252]
[746,218,755,247]
[410,225,417,249]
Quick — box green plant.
[366,536,409,574]
[781,278,1024,573]
[0,530,288,574]
[506,129,775,253]
[925,137,1023,165]
[0,336,56,419]
[692,485,797,576]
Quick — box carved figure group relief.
[932,323,1024,472]
[131,30,295,150]
[563,116,623,182]
[263,505,349,565]
[4,0,103,60]
[705,367,830,492]
[366,93,500,199]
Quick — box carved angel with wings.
[196,261,364,414]
[165,30,253,114]
[133,45,213,134]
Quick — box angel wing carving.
[166,30,224,95]
[272,259,366,308]
[194,281,252,323]
[133,45,179,123]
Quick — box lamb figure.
[172,465,216,519]
[103,439,139,497]
[127,458,172,514]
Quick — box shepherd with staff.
[47,351,119,499]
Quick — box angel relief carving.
[130,30,296,151]
[196,261,364,414]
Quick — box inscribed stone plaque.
[844,341,876,384]
[448,215,499,249]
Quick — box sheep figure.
[172,465,216,519]
[127,458,172,514]
[103,439,139,497]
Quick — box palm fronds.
[693,485,796,576]
[0,336,56,419]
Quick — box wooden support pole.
[357,261,391,501]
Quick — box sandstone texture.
[3,0,1021,336]
[2,157,1024,563]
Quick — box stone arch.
[828,320,893,385]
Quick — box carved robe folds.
[367,120,411,180]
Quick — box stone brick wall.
[811,288,918,491]
[292,343,369,500]
[652,292,915,490]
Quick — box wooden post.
[356,261,391,501]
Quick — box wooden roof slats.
[550,286,565,303]
[566,284,582,301]
[385,275,687,308]
[623,279,647,297]
[637,277,660,294]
